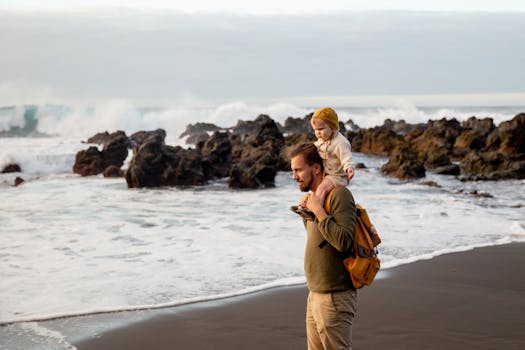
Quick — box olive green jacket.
[304,186,357,292]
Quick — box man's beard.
[299,178,311,192]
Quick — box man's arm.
[314,187,356,252]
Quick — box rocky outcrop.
[73,130,129,176]
[85,131,112,145]
[229,114,285,188]
[2,163,21,173]
[405,118,461,170]
[350,113,524,180]
[77,111,525,186]
[350,127,403,156]
[460,151,525,180]
[102,131,129,168]
[129,129,166,153]
[180,122,225,145]
[453,117,495,157]
[381,146,426,179]
[198,131,232,179]
[283,114,312,135]
[125,130,207,188]
[72,146,104,176]
[122,115,286,189]
[495,113,525,155]
[103,165,124,178]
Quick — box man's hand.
[305,193,328,221]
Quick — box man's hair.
[290,143,324,171]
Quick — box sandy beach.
[72,242,525,350]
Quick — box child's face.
[311,118,333,141]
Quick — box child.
[291,107,354,220]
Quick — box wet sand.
[74,242,525,349]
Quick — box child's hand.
[347,167,355,180]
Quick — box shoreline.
[69,241,525,350]
[2,240,518,327]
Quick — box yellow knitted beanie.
[312,107,339,131]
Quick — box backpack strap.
[323,188,336,213]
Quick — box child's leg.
[315,177,335,203]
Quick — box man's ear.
[313,163,322,175]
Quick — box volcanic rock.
[229,114,284,188]
[381,146,426,180]
[2,163,21,173]
[125,133,206,188]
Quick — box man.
[290,142,358,350]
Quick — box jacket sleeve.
[317,187,356,252]
[334,135,354,172]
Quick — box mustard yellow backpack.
[325,190,381,289]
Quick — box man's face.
[291,154,315,192]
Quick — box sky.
[2,0,525,14]
[1,1,524,106]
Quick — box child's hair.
[312,107,339,131]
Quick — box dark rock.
[229,145,280,188]
[381,146,426,179]
[129,129,166,152]
[284,133,317,147]
[179,122,222,144]
[125,134,206,188]
[344,119,360,132]
[453,129,487,156]
[283,113,312,135]
[453,117,496,157]
[102,131,129,169]
[433,164,461,176]
[484,129,502,152]
[2,163,21,173]
[424,148,453,169]
[497,113,525,155]
[199,131,232,179]
[382,118,421,135]
[355,162,366,169]
[73,131,129,176]
[419,180,440,187]
[460,151,525,180]
[469,190,494,198]
[14,177,25,186]
[229,114,284,188]
[461,116,495,133]
[180,122,221,136]
[351,127,403,156]
[73,146,104,176]
[103,165,124,177]
[186,132,210,145]
[406,118,462,165]
[337,121,346,133]
[85,131,111,145]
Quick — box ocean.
[1,101,524,349]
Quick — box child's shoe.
[290,205,315,221]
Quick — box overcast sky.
[0,1,524,106]
[2,0,525,13]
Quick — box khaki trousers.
[306,289,358,350]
